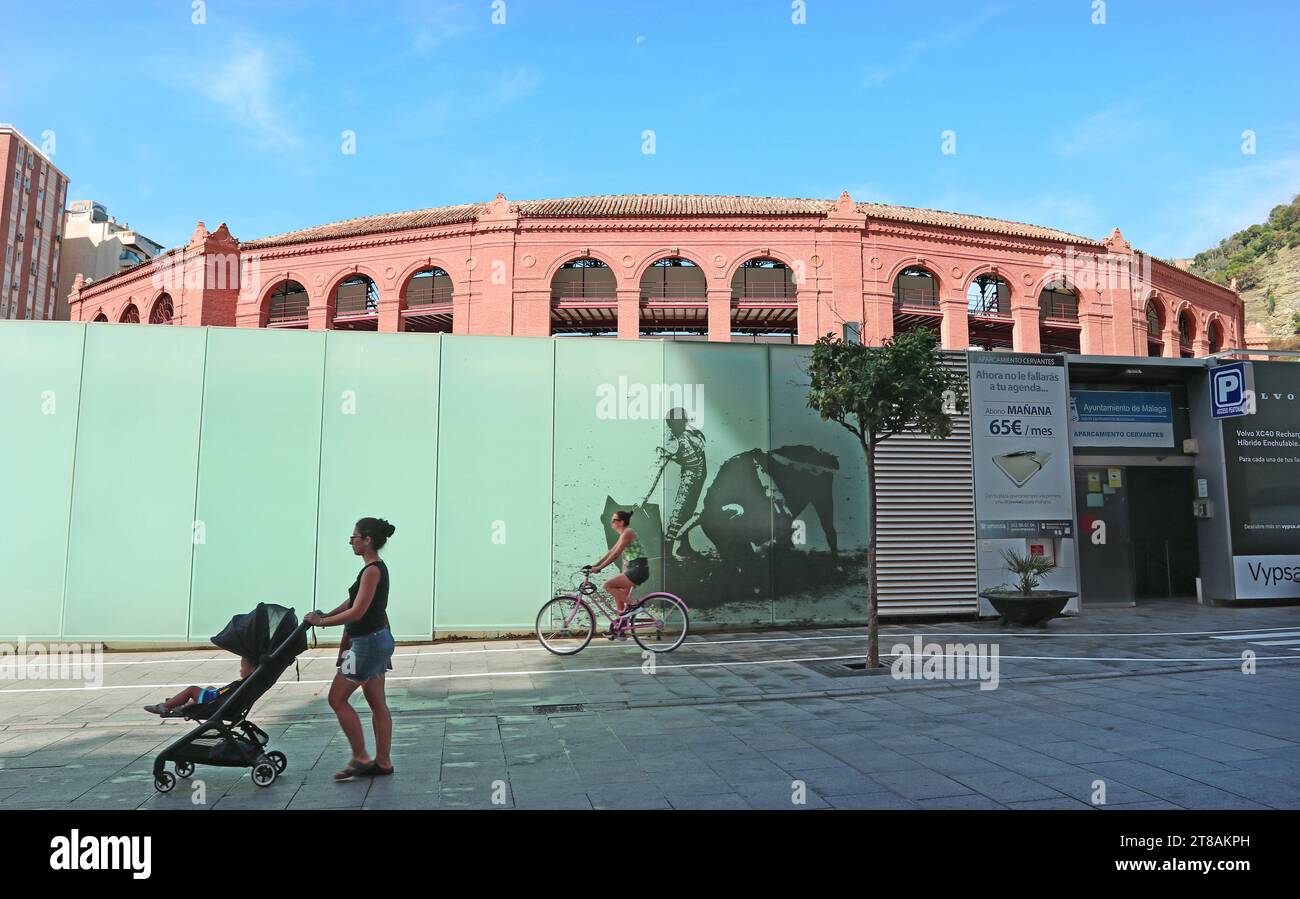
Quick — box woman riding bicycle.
[591,509,648,630]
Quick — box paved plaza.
[2,600,1299,810]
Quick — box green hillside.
[1189,195,1300,343]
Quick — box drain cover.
[799,660,892,678]
[533,703,585,714]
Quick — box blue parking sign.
[1210,361,1253,418]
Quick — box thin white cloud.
[1053,100,1153,158]
[403,0,474,54]
[492,67,542,106]
[864,4,1011,88]
[196,39,303,152]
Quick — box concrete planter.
[980,590,1077,627]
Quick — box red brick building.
[1,125,70,322]
[69,192,1247,357]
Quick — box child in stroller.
[152,602,309,794]
[142,657,254,716]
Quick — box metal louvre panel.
[875,352,978,616]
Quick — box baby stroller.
[152,602,310,793]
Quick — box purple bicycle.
[536,565,690,656]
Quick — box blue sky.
[3,0,1298,257]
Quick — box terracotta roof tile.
[243,202,485,249]
[239,193,1100,249]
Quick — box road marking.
[1208,631,1300,642]
[15,624,1300,668]
[1,651,1297,695]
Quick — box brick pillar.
[617,287,641,340]
[1103,231,1139,355]
[511,287,551,337]
[708,287,732,343]
[863,289,893,347]
[1162,322,1180,358]
[378,296,401,332]
[1078,311,1104,355]
[939,295,969,350]
[308,300,329,331]
[796,287,820,345]
[68,275,85,321]
[451,288,470,335]
[1012,303,1042,353]
[821,191,867,345]
[1192,336,1210,358]
[175,223,242,327]
[471,194,520,337]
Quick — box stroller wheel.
[154,771,177,793]
[252,760,278,787]
[267,751,288,774]
[175,761,195,778]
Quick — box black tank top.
[345,559,389,637]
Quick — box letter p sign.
[1210,362,1252,419]
[1215,371,1241,406]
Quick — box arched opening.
[149,294,174,325]
[332,274,379,331]
[265,279,309,329]
[1208,319,1224,354]
[893,265,941,338]
[639,257,707,338]
[1178,309,1196,357]
[119,303,140,324]
[1038,281,1080,354]
[1145,300,1164,357]
[731,257,796,343]
[92,312,108,322]
[551,258,617,336]
[402,267,454,333]
[967,272,1013,350]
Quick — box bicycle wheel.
[629,593,689,653]
[536,595,596,656]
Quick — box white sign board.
[969,353,1074,539]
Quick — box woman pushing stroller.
[305,516,397,781]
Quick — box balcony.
[402,282,454,332]
[551,285,617,333]
[267,298,308,328]
[334,287,379,330]
[893,284,940,312]
[968,295,1011,320]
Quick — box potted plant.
[980,548,1077,627]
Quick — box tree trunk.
[864,437,879,668]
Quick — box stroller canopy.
[211,603,301,663]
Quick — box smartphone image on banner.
[993,450,1051,487]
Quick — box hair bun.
[384,521,396,538]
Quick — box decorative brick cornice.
[78,248,187,298]
[1146,255,1238,304]
[868,220,1098,256]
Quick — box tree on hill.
[1190,195,1300,289]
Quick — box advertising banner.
[969,353,1074,539]
[1069,390,1174,447]
[1223,362,1300,598]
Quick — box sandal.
[143,703,167,715]
[373,764,395,776]
[334,760,377,780]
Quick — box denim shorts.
[339,627,395,684]
[624,557,650,586]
